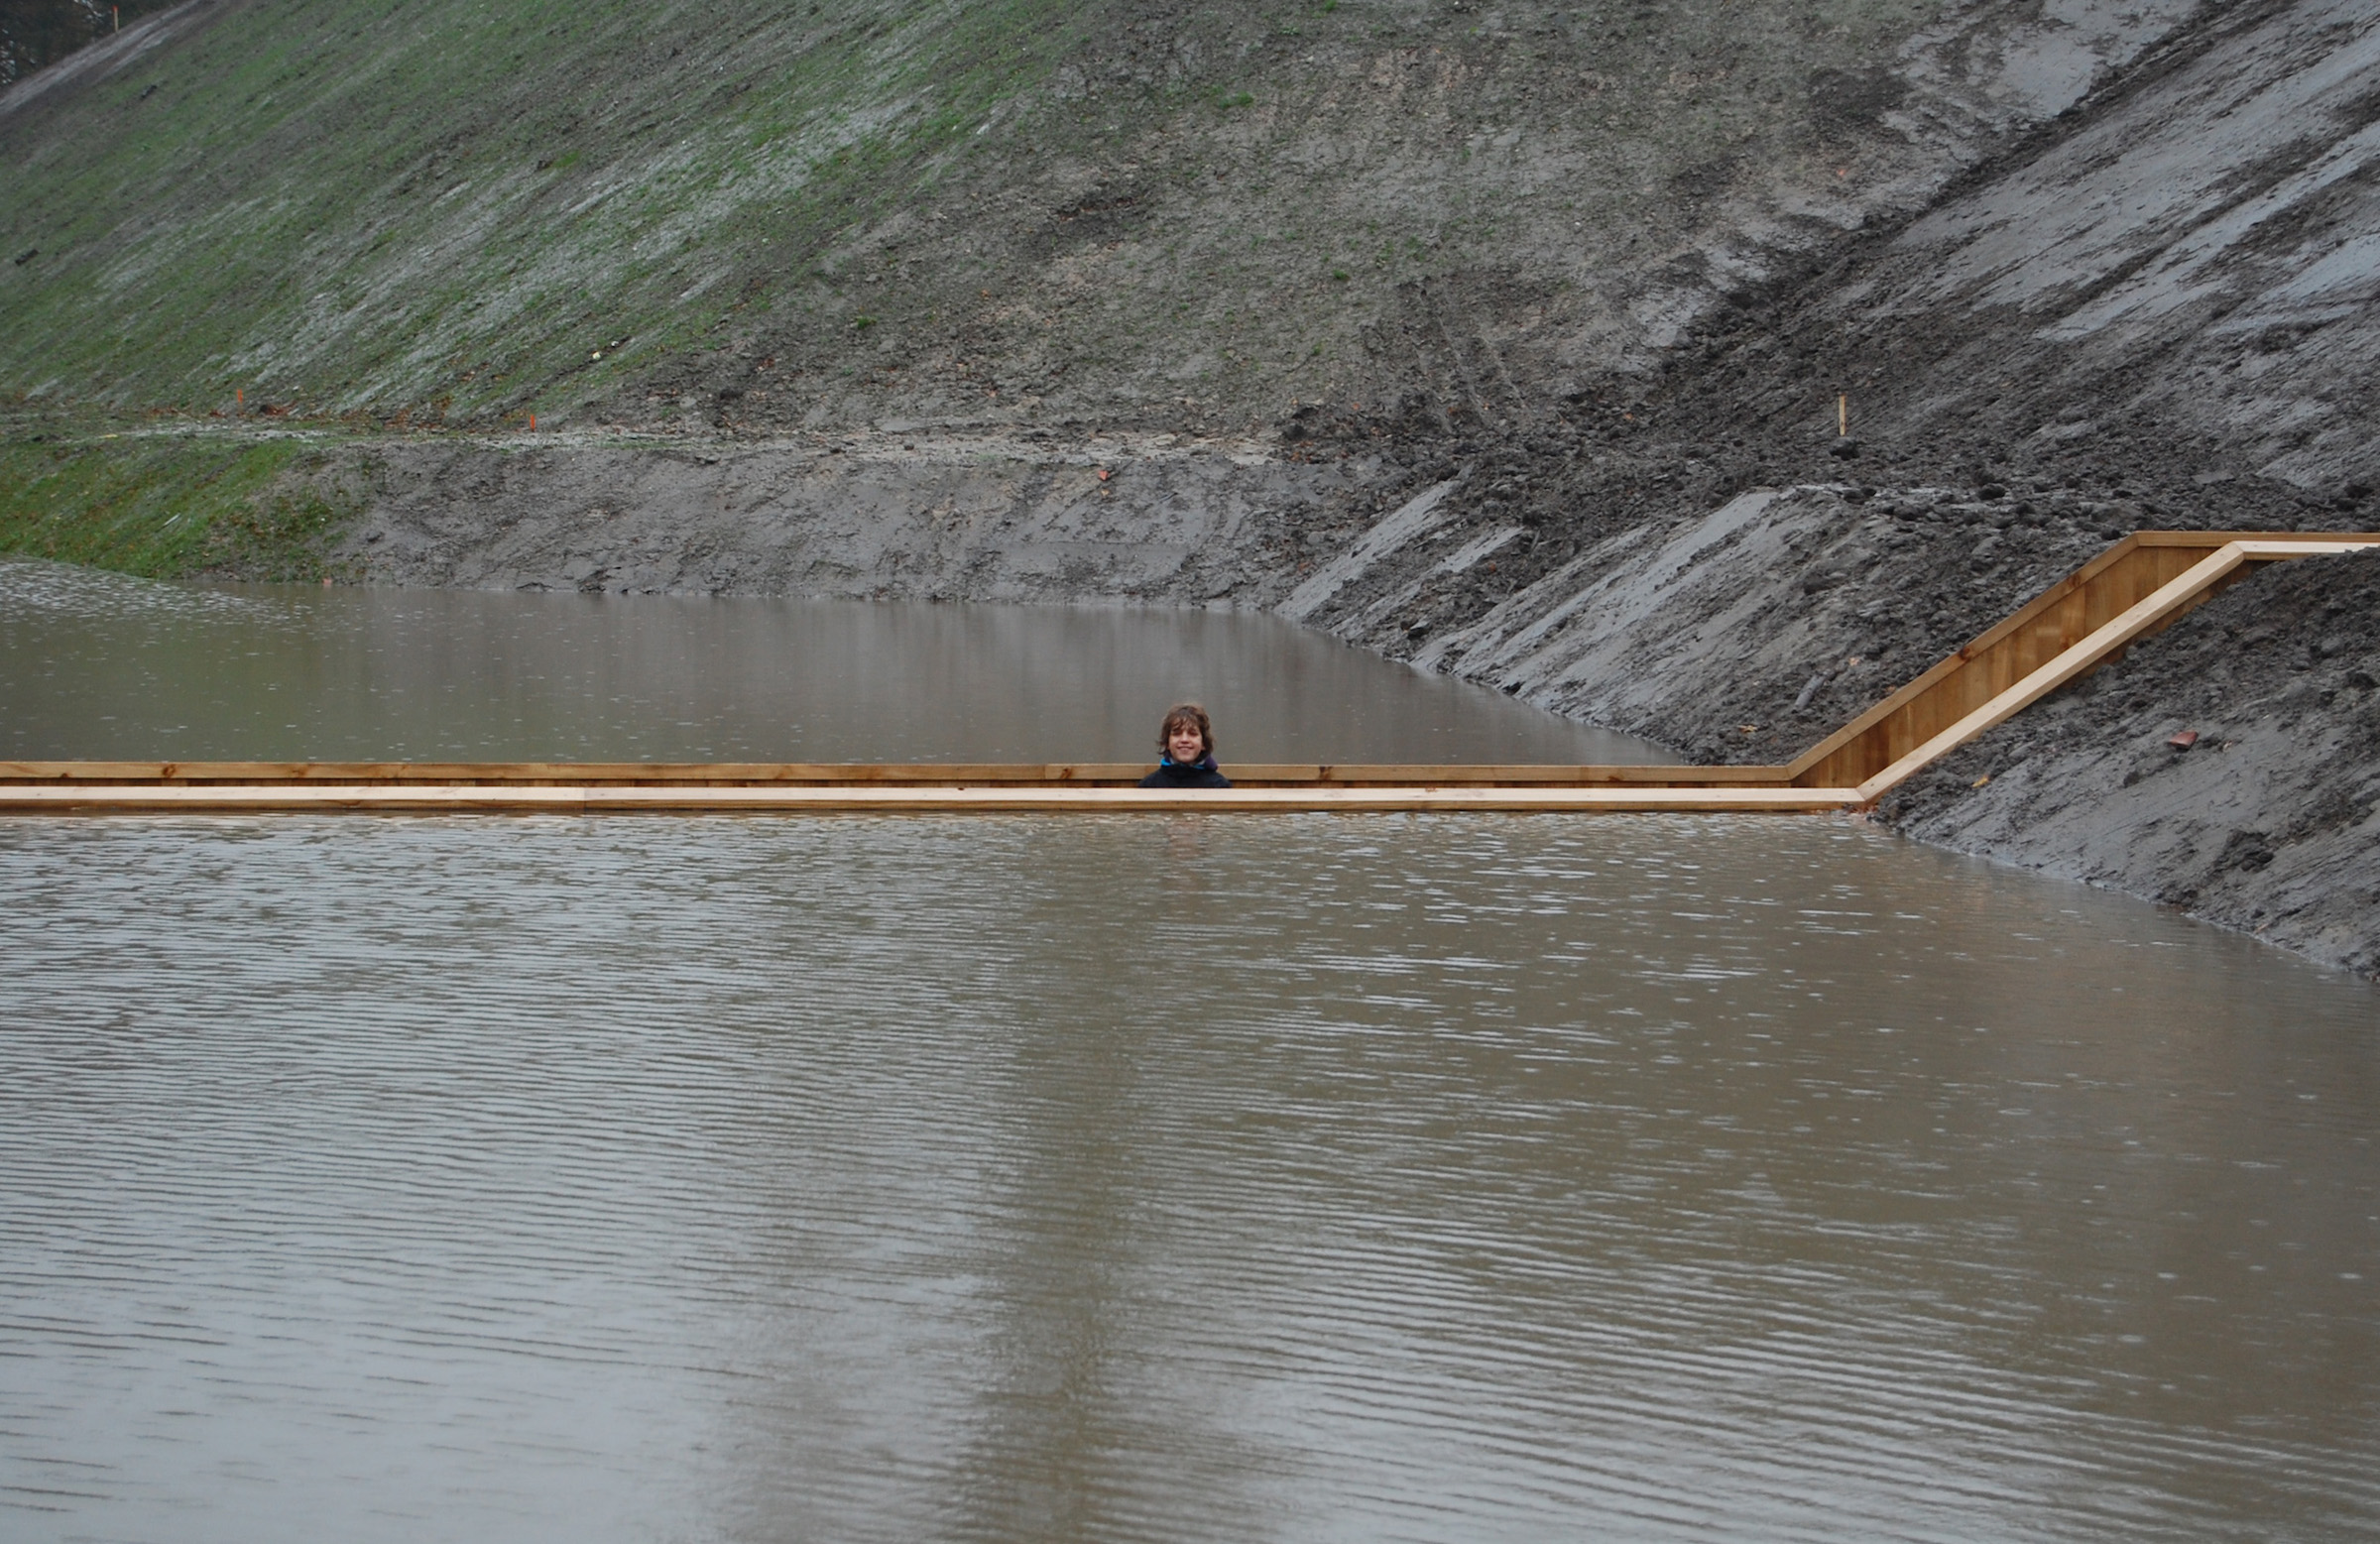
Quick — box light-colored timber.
[2,531,2371,816]
[0,783,1867,814]
[1786,531,2375,788]
[0,760,1777,787]
[1848,538,2373,800]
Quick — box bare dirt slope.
[348,426,1353,602]
[1307,0,2380,685]
[3,0,2199,432]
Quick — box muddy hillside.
[1,1,182,84]
[2,0,2375,974]
[5,0,2202,427]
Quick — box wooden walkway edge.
[4,531,2372,817]
[0,784,1867,815]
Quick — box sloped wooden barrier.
[1786,532,2374,791]
[2,531,2371,816]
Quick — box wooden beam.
[1788,531,2380,786]
[0,783,1867,815]
[1853,542,2255,801]
[0,759,1787,788]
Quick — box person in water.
[1138,703,1233,788]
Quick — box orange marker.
[529,413,536,431]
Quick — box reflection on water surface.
[2,814,2375,1542]
[0,559,1671,764]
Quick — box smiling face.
[1159,705,1215,765]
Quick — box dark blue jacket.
[1138,755,1233,788]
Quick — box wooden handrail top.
[0,783,1865,814]
[0,759,1766,787]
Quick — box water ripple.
[0,815,2375,1542]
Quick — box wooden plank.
[0,760,1163,785]
[1789,532,2380,786]
[0,783,1865,815]
[1854,543,2254,801]
[1775,542,2150,783]
[0,759,1791,788]
[1257,763,1783,785]
[2230,538,2380,558]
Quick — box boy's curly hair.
[1157,703,1215,760]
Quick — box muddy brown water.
[0,560,1673,766]
[2,562,2377,1541]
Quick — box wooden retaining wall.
[0,783,1866,815]
[0,760,1779,789]
[1787,532,2370,789]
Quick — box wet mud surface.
[346,428,1356,604]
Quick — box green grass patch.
[0,431,362,580]
[0,0,1096,423]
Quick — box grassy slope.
[2,0,1104,419]
[0,415,360,576]
[3,0,1944,439]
